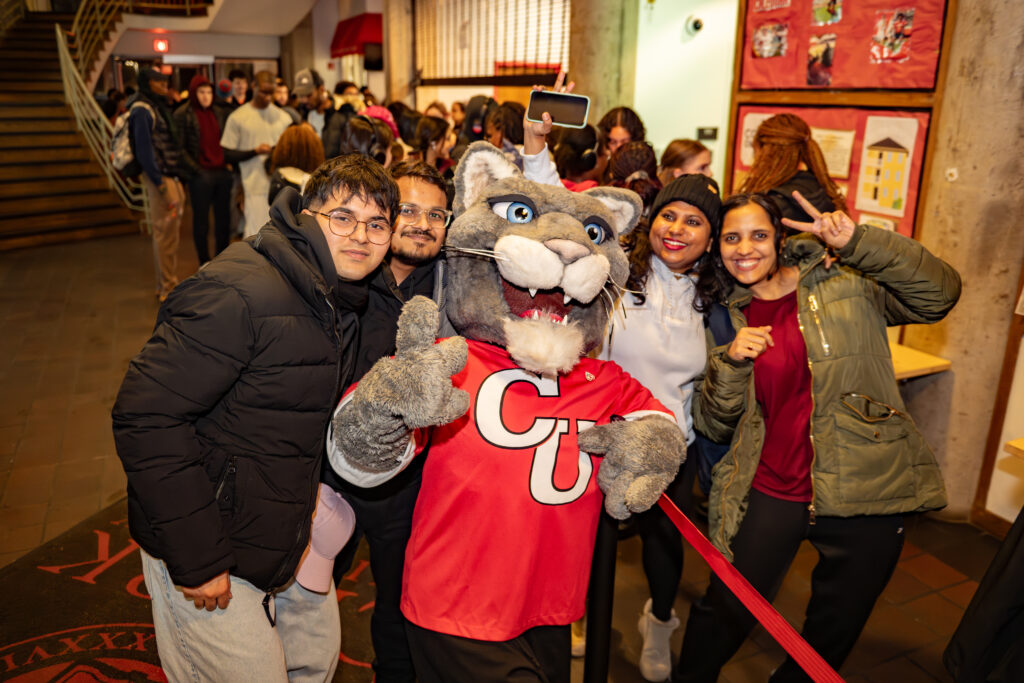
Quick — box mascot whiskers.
[328,142,686,678]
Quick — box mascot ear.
[582,187,644,237]
[454,141,520,214]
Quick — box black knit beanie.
[651,174,722,229]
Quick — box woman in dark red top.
[674,191,959,681]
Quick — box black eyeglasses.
[398,203,452,228]
[312,209,393,245]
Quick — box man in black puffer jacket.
[112,154,398,682]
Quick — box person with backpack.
[125,68,192,301]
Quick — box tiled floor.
[0,225,1002,682]
[0,222,200,568]
[590,513,995,682]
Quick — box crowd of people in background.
[108,66,961,683]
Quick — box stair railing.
[71,0,213,78]
[70,0,128,80]
[55,23,149,231]
[0,0,25,43]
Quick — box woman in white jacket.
[598,174,727,681]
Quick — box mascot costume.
[328,142,687,681]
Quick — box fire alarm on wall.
[153,38,169,53]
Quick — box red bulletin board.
[741,0,947,90]
[733,105,930,236]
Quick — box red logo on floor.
[0,623,165,682]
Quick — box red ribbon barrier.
[658,495,845,682]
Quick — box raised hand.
[727,325,774,363]
[523,71,575,155]
[578,415,686,519]
[387,296,470,429]
[782,190,856,250]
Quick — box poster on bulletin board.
[741,0,947,89]
[733,105,930,236]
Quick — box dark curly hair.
[552,125,599,179]
[621,179,733,312]
[607,141,660,212]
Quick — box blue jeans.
[141,549,340,682]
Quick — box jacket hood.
[261,187,338,287]
[188,74,213,110]
[771,171,833,215]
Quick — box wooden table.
[889,342,952,380]
[1006,438,1024,460]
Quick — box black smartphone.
[526,90,591,129]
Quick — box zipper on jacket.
[267,290,342,592]
[807,294,832,357]
[717,300,756,552]
[797,264,825,525]
[796,318,818,526]
[214,456,237,502]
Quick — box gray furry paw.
[330,296,469,477]
[578,415,687,520]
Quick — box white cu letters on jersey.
[476,368,595,505]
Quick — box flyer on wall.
[855,115,919,217]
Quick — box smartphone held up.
[526,90,591,129]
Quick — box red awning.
[330,13,382,58]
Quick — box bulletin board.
[723,0,956,239]
[741,0,947,90]
[732,105,930,236]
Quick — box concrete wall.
[382,0,415,105]
[310,0,341,83]
[568,0,637,124]
[900,0,1024,520]
[280,13,314,88]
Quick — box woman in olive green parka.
[674,192,961,682]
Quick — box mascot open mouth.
[501,279,573,324]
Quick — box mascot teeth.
[563,294,572,305]
[529,288,538,298]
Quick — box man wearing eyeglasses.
[113,154,398,681]
[322,159,455,683]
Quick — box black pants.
[188,167,233,264]
[331,462,423,683]
[407,621,570,683]
[674,489,904,682]
[638,445,697,621]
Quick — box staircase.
[0,11,138,251]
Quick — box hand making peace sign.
[781,190,857,250]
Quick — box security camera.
[685,15,704,36]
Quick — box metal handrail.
[55,23,149,231]
[71,0,127,78]
[0,0,25,43]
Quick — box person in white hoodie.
[597,174,725,682]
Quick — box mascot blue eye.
[491,201,535,224]
[585,223,607,245]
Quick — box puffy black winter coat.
[112,188,366,591]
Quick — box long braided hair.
[739,113,847,211]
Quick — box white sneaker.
[571,616,586,657]
[637,598,679,682]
